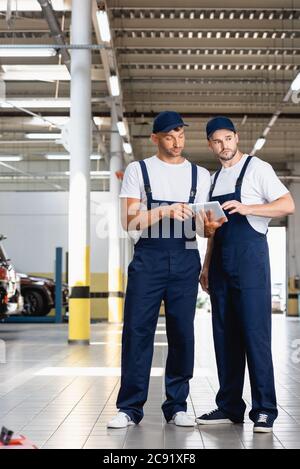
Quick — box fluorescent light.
[91,154,102,160]
[1,99,70,109]
[0,155,22,162]
[254,137,266,151]
[117,121,127,137]
[65,171,110,178]
[46,154,70,160]
[109,75,120,97]
[123,142,132,154]
[96,10,111,43]
[0,0,69,10]
[93,117,103,126]
[46,154,102,160]
[0,47,57,58]
[268,114,280,127]
[0,65,70,81]
[291,72,300,91]
[90,171,110,177]
[26,133,62,140]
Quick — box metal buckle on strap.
[190,189,196,197]
[144,184,152,194]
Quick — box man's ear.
[207,139,213,153]
[151,133,158,145]
[235,133,239,145]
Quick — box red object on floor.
[0,434,38,449]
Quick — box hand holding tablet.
[189,201,228,237]
[189,201,227,220]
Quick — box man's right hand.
[162,203,194,222]
[200,267,210,294]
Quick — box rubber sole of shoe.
[253,426,273,433]
[195,418,233,425]
[169,420,195,427]
[107,420,135,429]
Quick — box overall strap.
[235,155,253,191]
[188,163,198,203]
[209,168,222,200]
[139,160,153,204]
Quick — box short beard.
[159,145,182,157]
[218,148,238,162]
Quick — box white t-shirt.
[211,154,289,234]
[120,155,211,242]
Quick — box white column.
[108,109,123,323]
[68,0,92,343]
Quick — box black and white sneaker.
[253,413,273,433]
[196,409,234,425]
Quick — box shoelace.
[257,413,268,424]
[207,409,219,416]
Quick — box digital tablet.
[189,201,226,220]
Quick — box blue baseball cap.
[152,111,189,134]
[206,116,236,139]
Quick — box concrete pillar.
[287,162,300,316]
[108,109,124,323]
[68,0,92,343]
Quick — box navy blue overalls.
[117,159,201,423]
[209,155,278,423]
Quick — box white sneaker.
[169,411,196,427]
[107,412,135,429]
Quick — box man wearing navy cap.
[196,116,295,433]
[108,111,225,429]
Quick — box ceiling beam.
[119,53,300,66]
[112,18,300,31]
[0,18,71,32]
[120,68,296,80]
[114,37,300,49]
[107,0,300,9]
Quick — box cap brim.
[155,122,189,133]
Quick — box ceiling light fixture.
[96,10,111,43]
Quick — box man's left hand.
[221,200,252,215]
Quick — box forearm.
[127,206,165,231]
[247,197,295,218]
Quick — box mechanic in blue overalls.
[196,116,295,433]
[108,111,225,429]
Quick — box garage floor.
[0,312,300,449]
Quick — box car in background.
[19,273,69,317]
[0,235,23,318]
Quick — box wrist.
[246,205,254,216]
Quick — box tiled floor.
[0,312,300,449]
